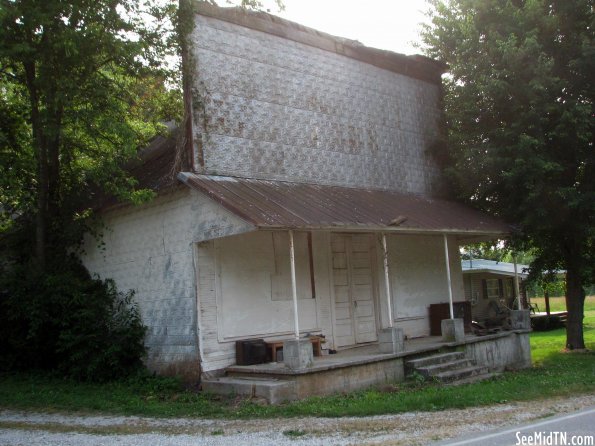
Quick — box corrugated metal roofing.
[462,259,565,277]
[462,259,530,277]
[179,173,511,236]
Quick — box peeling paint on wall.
[190,14,445,195]
[80,188,255,378]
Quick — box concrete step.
[416,359,474,378]
[445,372,502,386]
[202,376,296,404]
[434,365,490,383]
[405,351,466,369]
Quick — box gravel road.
[0,394,593,446]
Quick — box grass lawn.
[0,297,593,419]
[530,295,570,313]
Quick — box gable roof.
[178,172,510,239]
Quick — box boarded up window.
[217,231,318,339]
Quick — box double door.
[331,234,378,347]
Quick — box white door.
[332,234,378,347]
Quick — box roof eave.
[254,224,508,238]
[462,268,528,278]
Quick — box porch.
[181,174,524,382]
[202,329,531,404]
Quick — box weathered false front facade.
[81,2,526,385]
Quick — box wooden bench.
[265,336,323,362]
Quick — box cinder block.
[378,327,405,354]
[283,339,314,370]
[441,318,465,342]
[510,309,531,330]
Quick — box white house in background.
[461,259,528,324]
[81,2,529,392]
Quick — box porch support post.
[510,253,531,329]
[381,233,394,328]
[378,233,404,354]
[289,229,300,339]
[443,234,454,319]
[284,229,314,370]
[441,234,464,342]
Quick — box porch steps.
[202,376,296,404]
[406,351,466,370]
[433,364,490,383]
[406,352,494,385]
[415,358,474,378]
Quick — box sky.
[217,0,432,56]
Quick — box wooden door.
[332,234,378,347]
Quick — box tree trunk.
[544,289,551,316]
[24,60,47,268]
[35,144,48,268]
[565,263,585,350]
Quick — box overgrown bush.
[0,257,147,381]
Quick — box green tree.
[422,0,594,349]
[0,0,180,266]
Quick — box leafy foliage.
[0,257,146,381]
[422,0,594,348]
[0,0,181,379]
[0,0,181,263]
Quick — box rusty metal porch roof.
[178,173,511,237]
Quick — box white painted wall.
[216,231,317,339]
[80,188,254,377]
[375,234,465,338]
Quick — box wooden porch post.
[289,230,300,339]
[443,234,454,319]
[381,233,394,328]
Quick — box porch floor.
[225,333,508,376]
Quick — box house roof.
[93,128,185,211]
[462,259,566,278]
[178,173,510,238]
[193,2,446,85]
[462,259,530,278]
[127,131,179,192]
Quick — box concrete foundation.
[214,330,532,404]
[465,330,531,371]
[441,318,464,342]
[228,355,405,402]
[510,309,531,330]
[202,377,296,404]
[283,339,314,370]
[378,327,405,354]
